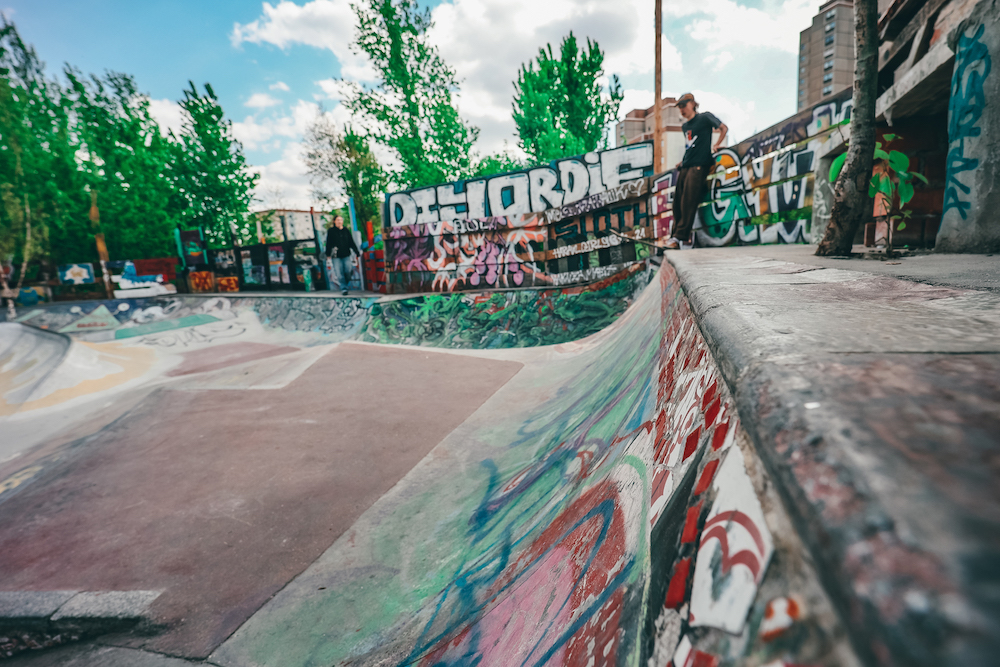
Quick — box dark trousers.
[672,165,709,243]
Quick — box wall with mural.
[383,145,655,293]
[650,90,854,247]
[2,265,653,351]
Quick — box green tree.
[343,0,479,190]
[171,82,259,247]
[303,114,388,226]
[513,32,623,163]
[65,69,181,260]
[0,18,84,289]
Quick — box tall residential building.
[615,97,725,173]
[797,0,856,111]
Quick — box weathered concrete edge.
[0,590,162,635]
[662,253,988,667]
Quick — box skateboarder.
[324,215,360,295]
[665,93,728,250]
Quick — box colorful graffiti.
[944,23,991,221]
[386,144,653,227]
[358,265,651,348]
[652,91,852,247]
[385,191,653,293]
[212,259,800,667]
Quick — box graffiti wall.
[214,261,852,667]
[2,266,653,351]
[651,91,853,247]
[937,4,999,252]
[384,145,655,293]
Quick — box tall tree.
[66,70,180,260]
[343,0,478,190]
[816,0,878,255]
[303,114,388,226]
[171,82,259,247]
[513,32,623,163]
[0,19,83,286]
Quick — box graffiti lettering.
[385,144,653,227]
[944,24,991,220]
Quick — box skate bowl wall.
[0,323,71,417]
[2,264,653,351]
[212,260,768,667]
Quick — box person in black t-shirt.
[324,215,360,295]
[666,93,727,249]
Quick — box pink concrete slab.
[0,343,521,658]
[165,341,299,377]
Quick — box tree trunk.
[816,0,879,256]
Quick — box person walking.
[665,93,728,250]
[324,215,360,295]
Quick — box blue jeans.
[331,256,354,290]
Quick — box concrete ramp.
[0,323,71,416]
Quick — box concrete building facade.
[798,0,857,111]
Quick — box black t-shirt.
[681,112,723,168]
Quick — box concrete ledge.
[0,590,162,635]
[667,248,1000,667]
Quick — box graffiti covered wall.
[384,145,655,293]
[937,3,999,252]
[651,91,853,247]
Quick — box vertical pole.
[90,191,113,299]
[310,206,331,291]
[654,0,663,174]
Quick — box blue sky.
[4,0,819,208]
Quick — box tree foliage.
[171,83,259,247]
[343,0,479,190]
[303,114,388,226]
[513,32,623,163]
[0,18,258,286]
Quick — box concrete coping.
[0,590,162,634]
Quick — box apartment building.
[798,0,856,111]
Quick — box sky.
[3,0,819,210]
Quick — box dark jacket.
[325,226,360,259]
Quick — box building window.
[799,89,806,97]
[824,59,834,70]
[825,8,836,19]
[825,22,835,32]
[823,85,833,96]
[824,48,834,58]
[823,73,833,83]
[800,55,807,64]
[825,34,835,46]
[800,67,806,75]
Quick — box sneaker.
[664,237,681,250]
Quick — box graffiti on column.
[944,24,992,220]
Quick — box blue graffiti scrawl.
[945,24,992,220]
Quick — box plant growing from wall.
[513,32,623,163]
[343,0,479,190]
[829,134,928,253]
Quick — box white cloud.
[245,92,282,108]
[147,98,185,137]
[231,0,375,81]
[270,81,290,92]
[251,141,315,211]
[666,0,814,54]
[704,51,734,71]
[233,99,321,151]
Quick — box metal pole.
[310,207,331,291]
[654,0,663,174]
[90,191,113,299]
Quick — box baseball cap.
[674,93,695,107]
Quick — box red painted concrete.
[165,342,299,377]
[0,343,521,658]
